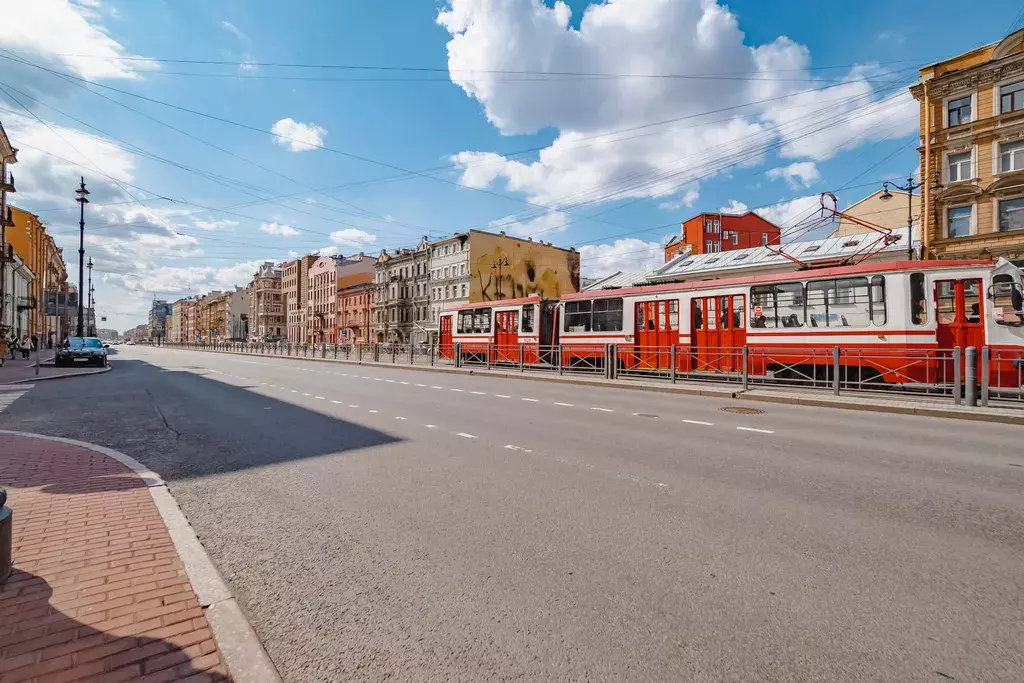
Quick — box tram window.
[637,303,646,330]
[806,277,870,327]
[565,300,592,332]
[910,273,926,325]
[593,298,624,332]
[457,310,471,333]
[732,296,744,329]
[522,305,535,333]
[692,299,703,329]
[751,283,805,328]
[707,297,717,330]
[964,281,981,323]
[669,300,679,330]
[477,309,492,333]
[989,277,1024,325]
[720,296,730,329]
[870,276,887,325]
[937,282,957,324]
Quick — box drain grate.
[720,406,765,415]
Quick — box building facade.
[664,211,782,262]
[0,120,16,340]
[168,300,183,343]
[911,29,1024,263]
[281,255,317,343]
[248,261,283,341]
[148,300,172,341]
[0,249,32,341]
[834,189,922,237]
[225,287,249,340]
[6,207,69,339]
[307,254,374,343]
[374,237,431,343]
[336,274,374,343]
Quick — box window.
[750,283,804,328]
[965,280,981,323]
[936,281,956,325]
[732,232,739,246]
[461,284,467,297]
[564,300,592,332]
[705,240,713,252]
[474,309,491,334]
[669,300,679,330]
[990,275,1024,325]
[947,151,972,182]
[522,305,535,333]
[592,298,624,332]
[947,96,972,126]
[692,299,703,329]
[947,206,972,237]
[761,233,769,246]
[999,197,1024,232]
[805,277,874,327]
[1001,80,1024,114]
[999,141,1024,173]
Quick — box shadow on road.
[0,358,404,482]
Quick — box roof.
[582,270,652,291]
[649,227,916,282]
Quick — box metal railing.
[155,341,1024,409]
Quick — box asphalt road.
[2,346,1023,682]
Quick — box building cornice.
[914,51,1024,100]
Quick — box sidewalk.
[0,354,108,385]
[0,432,231,682]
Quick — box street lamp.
[880,175,922,261]
[74,178,89,336]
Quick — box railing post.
[954,346,962,405]
[409,343,414,365]
[980,346,990,407]
[357,344,362,362]
[965,346,978,407]
[557,345,563,376]
[486,344,492,370]
[391,343,397,363]
[742,346,749,391]
[519,344,524,372]
[609,345,616,380]
[455,343,461,368]
[832,346,841,396]
[430,342,435,366]
[374,343,380,362]
[670,345,677,384]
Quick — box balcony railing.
[0,172,14,193]
[16,295,37,310]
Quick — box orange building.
[6,206,69,339]
[335,272,374,343]
[664,211,782,262]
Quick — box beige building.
[281,254,318,343]
[248,261,283,341]
[307,253,375,343]
[911,28,1024,263]
[834,189,922,238]
[374,237,432,344]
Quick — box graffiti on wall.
[469,232,580,302]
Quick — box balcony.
[16,295,37,311]
[0,172,13,193]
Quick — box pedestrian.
[47,333,53,350]
[20,335,30,360]
[7,335,15,360]
[30,334,38,352]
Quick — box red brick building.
[664,211,782,262]
[335,272,375,343]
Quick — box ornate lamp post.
[880,175,924,261]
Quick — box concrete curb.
[161,346,1024,426]
[0,429,283,683]
[2,364,112,384]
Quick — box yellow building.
[834,189,922,238]
[911,29,1024,263]
[6,206,70,339]
[465,230,581,302]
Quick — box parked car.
[56,337,108,367]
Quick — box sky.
[1,0,1021,333]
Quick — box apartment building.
[248,261,283,341]
[374,237,431,343]
[911,28,1024,263]
[336,273,374,343]
[225,286,249,340]
[306,253,375,343]
[281,254,318,342]
[664,211,782,262]
[834,188,922,237]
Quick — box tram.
[440,259,1024,388]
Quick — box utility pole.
[87,258,94,336]
[75,178,89,336]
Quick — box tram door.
[935,279,984,375]
[494,310,519,362]
[691,295,746,371]
[634,300,677,368]
[439,314,453,359]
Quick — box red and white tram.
[440,260,1024,387]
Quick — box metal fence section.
[154,342,1023,409]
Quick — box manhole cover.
[720,406,765,415]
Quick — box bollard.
[965,346,977,407]
[953,346,962,405]
[832,346,841,396]
[671,345,677,384]
[0,487,11,583]
[980,347,990,407]
[742,346,749,391]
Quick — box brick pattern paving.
[0,433,230,682]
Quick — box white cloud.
[328,229,377,247]
[766,161,820,189]
[0,0,157,81]
[487,210,569,238]
[239,58,259,73]
[192,218,239,231]
[439,0,915,208]
[658,188,700,211]
[220,21,248,41]
[578,238,665,279]
[259,222,299,237]
[286,250,299,258]
[270,118,326,152]
[718,200,749,214]
[316,245,340,257]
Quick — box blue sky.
[1,0,1021,331]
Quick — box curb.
[2,364,112,384]
[0,429,283,683]
[156,347,1024,425]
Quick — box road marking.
[400,381,410,385]
[737,426,775,434]
[470,391,486,395]
[504,444,533,453]
[395,416,406,420]
[374,378,383,381]
[314,396,325,400]
[385,379,395,383]
[302,393,311,396]
[554,402,574,407]
[415,383,426,387]
[456,432,477,439]
[424,424,436,428]
[591,407,614,412]
[368,409,379,414]
[682,419,714,426]
[521,398,538,402]
[291,390,298,393]
[494,394,510,399]
[450,388,464,392]
[348,404,359,408]
[330,400,342,404]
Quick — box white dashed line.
[456,432,477,439]
[385,379,395,383]
[415,383,426,387]
[374,378,383,382]
[450,388,464,392]
[431,386,444,389]
[395,416,406,420]
[424,424,436,429]
[291,390,298,393]
[330,400,342,404]
[737,426,775,434]
[470,391,486,395]
[348,404,360,408]
[521,398,538,402]
[494,394,511,399]
[400,381,410,385]
[554,402,574,407]
[504,444,533,453]
[368,409,379,414]
[591,407,614,412]
[302,393,311,397]
[682,419,714,426]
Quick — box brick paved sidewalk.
[0,432,230,682]
[0,354,111,385]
